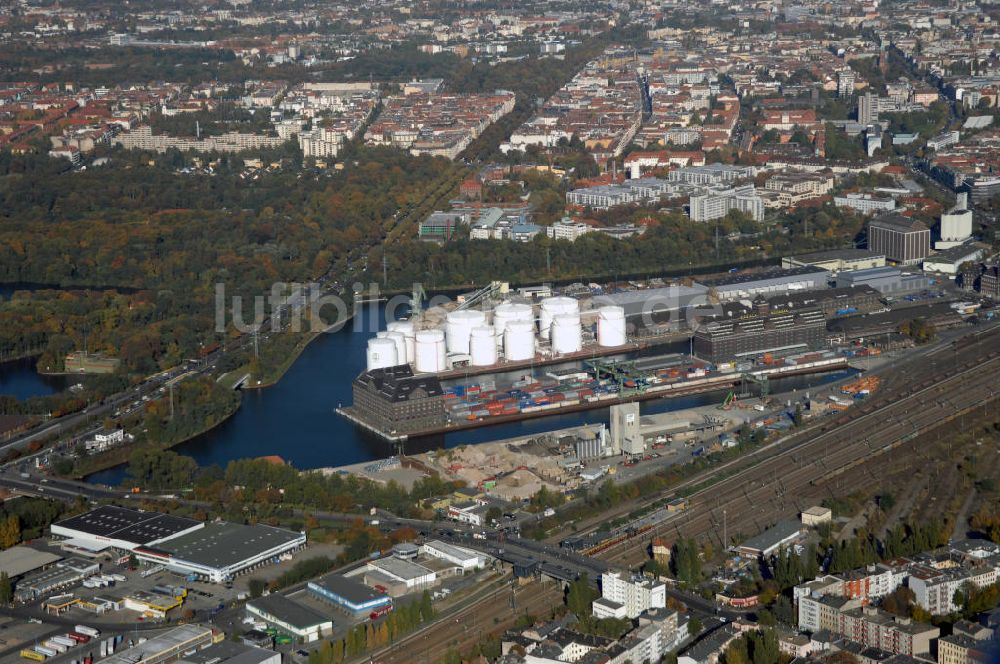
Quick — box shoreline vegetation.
[18,254,793,483]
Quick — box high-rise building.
[837,69,856,97]
[593,571,666,619]
[858,92,878,125]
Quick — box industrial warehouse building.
[692,302,827,363]
[245,593,333,642]
[103,625,215,664]
[699,267,829,302]
[365,557,437,593]
[767,285,883,318]
[52,506,305,584]
[350,364,445,435]
[178,641,280,664]
[782,249,886,274]
[134,521,306,584]
[0,545,63,580]
[14,556,100,602]
[420,540,487,571]
[737,519,804,557]
[593,284,710,329]
[51,505,204,553]
[308,573,392,614]
[868,215,931,265]
[834,267,933,294]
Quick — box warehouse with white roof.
[420,540,488,571]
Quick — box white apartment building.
[668,164,754,186]
[594,571,666,620]
[833,193,896,214]
[909,564,999,615]
[927,130,959,151]
[298,127,344,158]
[546,220,592,241]
[689,185,764,222]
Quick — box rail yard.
[593,325,1000,566]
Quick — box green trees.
[722,629,780,664]
[0,515,20,549]
[566,573,599,618]
[126,448,199,491]
[898,318,936,344]
[309,593,436,663]
[0,572,10,606]
[671,538,703,586]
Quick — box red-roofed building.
[762,109,819,131]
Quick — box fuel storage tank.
[504,320,536,361]
[539,297,579,340]
[414,329,447,373]
[550,313,582,354]
[469,326,498,367]
[597,305,627,347]
[366,338,398,371]
[445,310,487,355]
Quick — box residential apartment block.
[689,185,765,222]
[593,571,667,620]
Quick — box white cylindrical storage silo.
[504,320,536,361]
[493,303,534,335]
[384,331,406,365]
[415,329,446,373]
[551,313,582,354]
[597,305,627,347]
[387,321,416,363]
[366,338,398,371]
[469,326,498,367]
[492,302,534,347]
[539,296,579,340]
[445,310,487,355]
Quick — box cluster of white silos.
[365,297,629,373]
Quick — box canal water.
[85,302,856,485]
[0,356,78,400]
[0,283,114,400]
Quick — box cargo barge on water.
[337,350,850,442]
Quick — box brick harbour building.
[350,365,445,435]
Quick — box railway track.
[369,579,562,664]
[595,333,1000,566]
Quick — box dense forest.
[0,146,455,372]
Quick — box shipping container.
[75,626,100,638]
[20,650,45,662]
